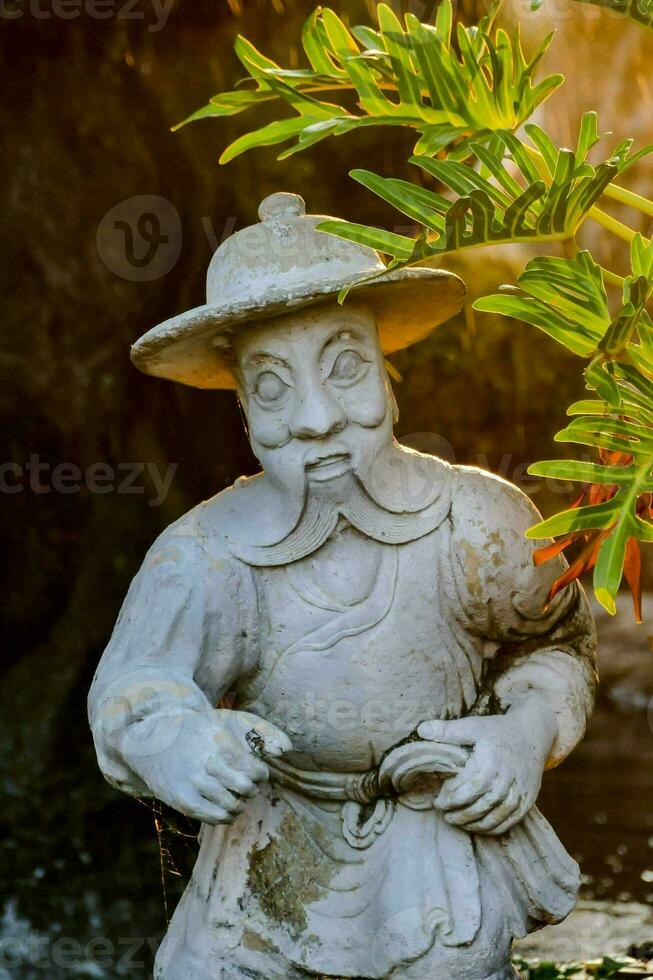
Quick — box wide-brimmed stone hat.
[131,192,466,390]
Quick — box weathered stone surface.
[89,194,596,979]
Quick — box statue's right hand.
[121,709,292,824]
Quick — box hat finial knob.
[258,192,306,223]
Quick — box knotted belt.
[267,741,469,849]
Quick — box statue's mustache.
[231,472,448,567]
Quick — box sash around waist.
[267,740,470,809]
[268,755,382,804]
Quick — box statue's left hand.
[417,699,557,836]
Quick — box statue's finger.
[418,717,488,746]
[233,752,270,784]
[216,710,293,757]
[205,757,259,797]
[442,779,514,825]
[175,794,235,826]
[194,778,248,816]
[485,805,527,837]
[211,735,270,780]
[437,766,491,810]
[462,786,521,834]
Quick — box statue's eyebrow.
[321,323,365,352]
[243,350,291,370]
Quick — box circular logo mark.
[96,194,182,282]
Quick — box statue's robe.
[88,453,596,980]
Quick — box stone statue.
[89,192,597,980]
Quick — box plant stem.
[588,206,640,244]
[601,267,626,289]
[603,183,653,218]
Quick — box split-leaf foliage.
[178,1,653,620]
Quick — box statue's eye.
[255,371,288,403]
[329,349,367,384]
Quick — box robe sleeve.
[449,468,597,769]
[88,518,259,796]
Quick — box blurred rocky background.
[1,0,652,975]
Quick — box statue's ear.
[236,392,250,437]
[384,371,399,424]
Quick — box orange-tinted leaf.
[543,527,613,607]
[534,449,644,614]
[588,482,617,505]
[534,536,575,566]
[599,448,633,467]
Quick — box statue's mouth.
[305,451,352,481]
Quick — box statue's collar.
[217,444,454,567]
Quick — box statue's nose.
[290,388,347,440]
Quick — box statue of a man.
[89,192,597,980]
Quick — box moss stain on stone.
[246,810,334,940]
[241,928,279,954]
[461,540,484,603]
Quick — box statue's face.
[234,302,394,490]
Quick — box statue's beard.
[231,469,449,567]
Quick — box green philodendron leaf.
[349,170,447,231]
[302,8,348,76]
[517,252,609,327]
[596,238,653,356]
[528,459,638,483]
[527,303,653,613]
[171,91,274,130]
[526,498,622,537]
[528,382,653,614]
[575,110,601,165]
[568,394,652,424]
[469,139,524,195]
[218,116,325,164]
[524,122,559,175]
[567,399,610,415]
[555,416,653,458]
[593,507,637,610]
[631,231,653,280]
[584,356,621,408]
[174,3,564,159]
[600,297,644,354]
[475,250,610,355]
[315,219,417,260]
[377,3,423,105]
[475,293,601,355]
[318,126,644,274]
